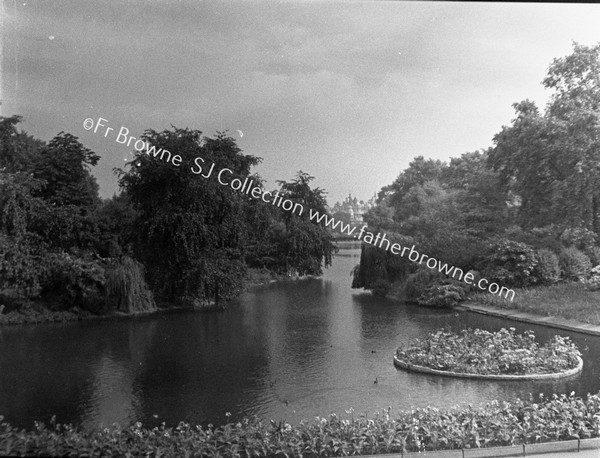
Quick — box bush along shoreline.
[0,267,287,327]
[2,393,600,456]
[395,328,581,376]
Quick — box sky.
[2,1,600,206]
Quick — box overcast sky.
[2,1,600,206]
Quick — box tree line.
[353,43,600,306]
[0,121,336,317]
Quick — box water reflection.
[0,242,598,430]
[80,320,156,428]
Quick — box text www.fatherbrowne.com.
[83,116,515,302]
[308,209,515,302]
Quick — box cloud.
[5,1,600,203]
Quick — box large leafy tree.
[0,119,107,307]
[490,43,600,233]
[544,43,600,233]
[0,171,49,297]
[271,172,337,276]
[442,149,509,236]
[380,156,445,217]
[118,128,261,303]
[28,133,102,251]
[490,100,567,228]
[95,194,140,258]
[0,115,44,173]
[32,133,100,209]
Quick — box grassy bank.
[468,283,600,326]
[1,393,600,456]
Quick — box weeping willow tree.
[351,232,413,294]
[105,256,156,313]
[352,243,387,289]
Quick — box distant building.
[330,193,377,223]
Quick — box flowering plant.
[396,328,580,375]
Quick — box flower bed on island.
[395,328,582,379]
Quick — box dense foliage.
[256,172,337,276]
[417,281,467,308]
[117,128,260,303]
[481,239,538,288]
[2,393,600,456]
[0,117,337,318]
[105,256,156,313]
[534,248,561,284]
[401,266,468,307]
[351,235,412,291]
[353,43,600,303]
[0,303,81,325]
[396,328,581,375]
[559,247,592,281]
[0,117,106,308]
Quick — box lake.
[0,241,599,430]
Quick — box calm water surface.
[1,242,599,430]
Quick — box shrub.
[528,225,563,252]
[40,252,105,311]
[581,265,600,291]
[560,227,597,251]
[463,270,481,292]
[504,225,562,252]
[503,225,526,241]
[417,281,466,308]
[403,267,442,302]
[534,248,560,284]
[421,231,485,273]
[0,302,81,325]
[105,256,156,314]
[585,245,600,267]
[371,279,391,297]
[559,247,592,280]
[480,239,538,287]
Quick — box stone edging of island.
[393,355,583,381]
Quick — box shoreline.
[0,301,227,327]
[0,268,289,327]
